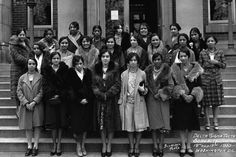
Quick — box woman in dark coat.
[29,42,50,74]
[137,23,152,51]
[189,27,207,62]
[39,28,59,54]
[67,55,93,157]
[113,24,131,54]
[9,28,31,107]
[42,52,69,156]
[145,53,173,157]
[92,46,121,157]
[105,35,125,72]
[171,47,203,157]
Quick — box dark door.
[129,0,162,36]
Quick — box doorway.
[129,0,162,37]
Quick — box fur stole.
[171,62,203,94]
[145,63,172,100]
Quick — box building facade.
[0,0,235,46]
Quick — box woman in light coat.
[119,53,149,157]
[17,58,43,156]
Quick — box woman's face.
[75,60,84,72]
[45,30,53,41]
[129,56,138,68]
[179,36,187,47]
[106,38,115,49]
[190,31,200,42]
[69,24,78,35]
[116,25,123,35]
[33,45,42,56]
[93,28,101,37]
[140,25,148,36]
[130,36,138,47]
[51,54,61,66]
[60,38,69,50]
[101,52,110,65]
[153,55,162,69]
[28,59,36,72]
[18,31,26,41]
[151,35,160,47]
[179,51,189,64]
[170,26,179,36]
[82,38,91,49]
[206,37,216,49]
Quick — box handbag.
[47,96,61,106]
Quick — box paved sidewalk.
[0,152,236,157]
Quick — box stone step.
[0,76,10,82]
[0,89,10,97]
[0,99,15,106]
[0,130,235,153]
[223,66,236,72]
[0,71,9,75]
[223,79,236,87]
[222,73,236,80]
[0,82,10,89]
[224,87,236,95]
[0,115,18,126]
[0,106,16,115]
[225,95,236,105]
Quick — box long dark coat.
[42,62,69,129]
[92,61,121,132]
[67,68,94,134]
[9,36,31,102]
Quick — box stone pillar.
[0,1,12,43]
[27,0,36,47]
[0,1,11,63]
[227,0,234,48]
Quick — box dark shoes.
[186,148,195,156]
[25,148,32,156]
[50,150,61,156]
[128,148,134,157]
[179,147,186,157]
[32,148,39,156]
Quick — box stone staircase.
[0,58,235,154]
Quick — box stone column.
[27,0,36,47]
[0,1,11,63]
[227,0,234,48]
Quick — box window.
[28,0,53,28]
[208,0,235,23]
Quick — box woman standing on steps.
[199,36,226,131]
[92,46,121,157]
[17,58,43,156]
[145,53,173,157]
[67,55,94,157]
[171,47,203,157]
[9,28,31,110]
[42,52,69,156]
[119,53,149,157]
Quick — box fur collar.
[171,62,203,94]
[9,35,31,48]
[94,61,116,75]
[145,63,170,82]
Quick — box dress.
[199,48,226,107]
[67,68,94,134]
[119,69,149,132]
[145,64,173,130]
[171,63,202,131]
[42,62,69,129]
[17,72,43,130]
[92,62,121,132]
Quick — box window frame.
[208,0,235,24]
[27,0,53,28]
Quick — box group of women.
[9,21,226,157]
